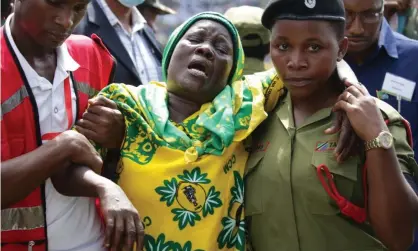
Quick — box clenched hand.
[76,96,125,149]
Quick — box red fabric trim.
[2,227,45,243]
[401,119,413,148]
[95,198,105,227]
[385,118,413,147]
[316,164,367,223]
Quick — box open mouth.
[188,61,208,78]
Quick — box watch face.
[379,131,393,149]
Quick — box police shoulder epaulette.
[374,97,403,122]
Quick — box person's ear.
[337,37,349,62]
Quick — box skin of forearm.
[1,140,70,208]
[51,165,110,198]
[367,147,418,251]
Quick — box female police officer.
[245,0,418,250]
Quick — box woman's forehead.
[185,20,232,41]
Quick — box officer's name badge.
[315,141,337,152]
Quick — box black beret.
[262,0,345,29]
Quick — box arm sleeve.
[387,119,418,178]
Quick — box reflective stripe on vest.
[76,81,100,98]
[1,85,28,119]
[1,206,44,231]
[0,82,99,119]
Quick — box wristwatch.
[364,131,394,151]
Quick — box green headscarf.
[162,11,245,85]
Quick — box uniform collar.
[4,14,79,88]
[377,18,399,59]
[276,92,334,131]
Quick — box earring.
[337,58,342,62]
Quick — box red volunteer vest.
[1,28,115,251]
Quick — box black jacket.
[73,0,163,86]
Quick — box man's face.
[13,0,89,48]
[344,0,383,53]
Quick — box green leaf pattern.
[172,208,202,230]
[217,171,246,250]
[203,186,223,217]
[230,171,244,204]
[178,168,210,184]
[145,235,205,251]
[172,241,205,251]
[155,167,222,230]
[144,234,173,251]
[153,169,246,250]
[217,217,245,250]
[155,178,178,207]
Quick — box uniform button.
[54,107,58,113]
[141,70,145,75]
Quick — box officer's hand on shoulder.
[75,96,125,149]
[333,81,388,142]
[56,130,103,173]
[97,181,144,251]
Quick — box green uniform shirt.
[245,93,415,251]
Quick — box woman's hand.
[75,96,125,149]
[333,81,388,142]
[98,181,144,251]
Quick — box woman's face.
[167,20,234,104]
[270,20,348,99]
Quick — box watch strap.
[364,138,380,151]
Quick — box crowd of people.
[1,0,418,250]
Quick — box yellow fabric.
[121,142,248,251]
[95,68,285,251]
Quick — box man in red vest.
[1,0,143,250]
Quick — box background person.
[137,0,176,32]
[74,0,163,87]
[224,5,271,75]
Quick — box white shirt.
[5,15,105,251]
[97,0,162,84]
